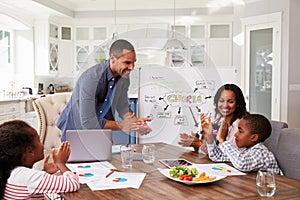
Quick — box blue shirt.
[57,60,131,141]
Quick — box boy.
[205,114,282,174]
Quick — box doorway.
[241,12,282,120]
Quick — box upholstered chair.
[32,92,72,151]
[263,120,288,155]
[276,128,300,181]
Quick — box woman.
[178,83,249,152]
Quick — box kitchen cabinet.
[75,26,108,72]
[207,23,232,66]
[0,100,25,124]
[34,20,75,76]
[61,26,72,40]
[49,42,58,72]
[189,23,232,67]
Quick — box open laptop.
[66,129,112,162]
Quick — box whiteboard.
[138,65,237,146]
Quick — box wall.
[287,0,300,128]
[14,29,35,90]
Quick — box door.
[242,13,282,120]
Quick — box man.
[57,39,152,141]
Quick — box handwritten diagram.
[138,66,222,145]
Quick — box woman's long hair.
[0,120,35,199]
[213,84,249,126]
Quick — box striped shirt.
[4,166,80,199]
[207,141,282,174]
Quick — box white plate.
[157,168,226,185]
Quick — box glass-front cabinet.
[75,45,89,71]
[75,26,107,72]
[94,45,107,63]
[49,42,58,72]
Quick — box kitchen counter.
[0,97,26,102]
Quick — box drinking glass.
[256,169,276,197]
[142,144,155,164]
[120,145,134,169]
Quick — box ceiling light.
[163,0,186,52]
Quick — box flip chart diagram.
[138,65,237,146]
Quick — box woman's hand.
[178,132,202,152]
[217,119,230,143]
[201,114,213,144]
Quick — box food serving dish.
[157,168,226,185]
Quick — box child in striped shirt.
[0,120,80,199]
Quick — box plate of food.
[158,166,226,185]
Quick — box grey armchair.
[276,128,300,181]
[263,120,288,155]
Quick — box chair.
[263,120,288,155]
[32,92,72,151]
[276,128,300,180]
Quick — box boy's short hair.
[242,114,272,142]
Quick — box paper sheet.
[87,172,146,190]
[66,161,116,183]
[194,163,246,176]
[66,161,146,190]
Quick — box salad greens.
[169,165,198,178]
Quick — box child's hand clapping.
[52,142,71,166]
[43,152,59,174]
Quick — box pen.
[105,170,115,178]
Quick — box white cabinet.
[208,23,232,67]
[0,100,25,123]
[34,20,74,76]
[189,23,232,67]
[75,26,107,72]
[49,42,58,72]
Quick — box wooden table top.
[60,143,300,200]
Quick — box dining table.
[59,142,300,200]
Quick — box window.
[0,29,12,66]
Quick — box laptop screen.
[66,129,112,162]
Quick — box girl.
[0,120,80,199]
[178,83,249,152]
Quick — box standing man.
[57,39,152,141]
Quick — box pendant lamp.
[106,0,119,50]
[164,0,186,52]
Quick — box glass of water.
[120,145,134,169]
[142,144,155,164]
[256,169,276,197]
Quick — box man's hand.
[136,118,152,135]
[118,113,152,134]
[118,113,139,133]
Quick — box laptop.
[66,129,112,162]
